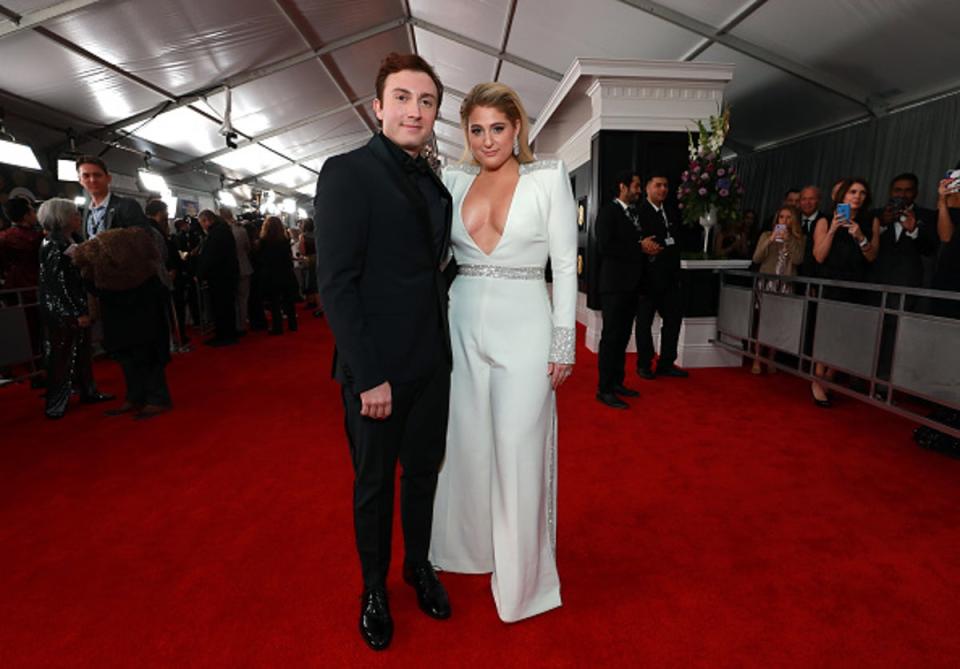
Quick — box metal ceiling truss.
[407,17,562,82]
[678,0,769,62]
[615,0,884,116]
[492,0,519,82]
[165,94,375,175]
[229,132,372,187]
[0,0,100,39]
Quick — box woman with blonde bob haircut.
[430,81,578,622]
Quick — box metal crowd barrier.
[0,285,42,380]
[715,270,960,439]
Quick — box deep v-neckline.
[459,169,522,258]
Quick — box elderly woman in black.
[37,198,113,419]
[810,177,880,406]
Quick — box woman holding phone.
[809,177,879,406]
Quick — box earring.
[513,136,520,156]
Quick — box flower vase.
[699,206,718,255]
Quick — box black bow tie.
[402,155,433,177]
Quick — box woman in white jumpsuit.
[430,82,577,622]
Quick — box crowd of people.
[711,172,960,404]
[2,47,958,656]
[0,155,321,419]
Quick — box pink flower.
[698,187,708,196]
[692,165,701,173]
[719,189,730,197]
[700,172,710,181]
[717,168,726,177]
[678,203,685,209]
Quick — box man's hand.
[360,381,392,420]
[641,236,663,255]
[901,209,917,233]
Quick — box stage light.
[58,159,79,182]
[218,190,238,208]
[297,208,307,219]
[74,196,87,207]
[282,198,296,214]
[139,169,168,194]
[0,138,41,171]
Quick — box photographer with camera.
[872,173,939,288]
[933,165,960,314]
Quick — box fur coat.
[71,226,160,291]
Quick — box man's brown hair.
[375,52,443,108]
[75,155,109,175]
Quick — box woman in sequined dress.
[429,83,577,622]
[37,198,112,419]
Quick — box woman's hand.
[829,213,845,234]
[846,221,865,243]
[547,363,573,390]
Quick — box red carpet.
[2,311,959,667]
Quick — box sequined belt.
[457,264,544,280]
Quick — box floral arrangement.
[677,107,744,225]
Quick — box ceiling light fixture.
[0,109,42,171]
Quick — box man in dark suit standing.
[635,171,688,379]
[76,156,149,240]
[198,210,239,347]
[595,170,644,409]
[315,52,453,652]
[873,172,939,288]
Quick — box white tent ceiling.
[2,0,959,203]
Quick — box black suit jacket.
[798,210,826,277]
[198,220,239,284]
[314,134,453,393]
[81,193,148,240]
[596,199,644,293]
[872,216,939,287]
[636,199,682,290]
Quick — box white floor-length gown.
[430,159,578,622]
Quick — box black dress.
[818,213,875,304]
[256,238,299,333]
[932,207,960,316]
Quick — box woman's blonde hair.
[459,82,535,165]
[776,205,804,239]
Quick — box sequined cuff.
[549,326,575,364]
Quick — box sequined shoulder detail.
[520,159,562,175]
[443,162,480,176]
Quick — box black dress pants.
[43,322,97,416]
[636,280,682,372]
[208,279,238,341]
[341,364,450,590]
[114,351,171,407]
[597,290,638,392]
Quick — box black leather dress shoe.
[657,365,689,378]
[80,392,116,404]
[403,563,451,620]
[359,588,393,651]
[596,391,629,409]
[612,384,639,397]
[637,367,656,380]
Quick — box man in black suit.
[595,170,644,409]
[797,185,826,277]
[315,52,453,651]
[198,210,239,347]
[76,156,149,240]
[873,172,939,288]
[635,171,688,379]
